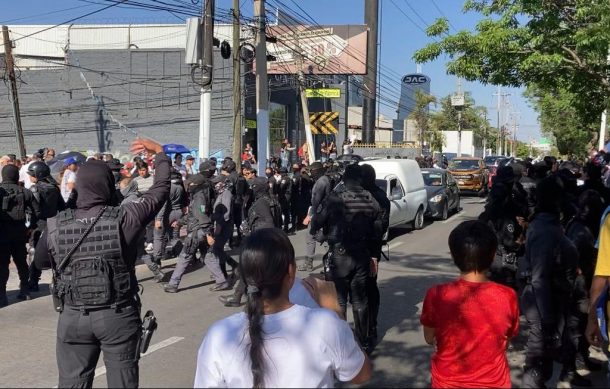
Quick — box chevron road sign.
[309,111,339,134]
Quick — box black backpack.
[0,185,26,222]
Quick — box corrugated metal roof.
[3,23,248,68]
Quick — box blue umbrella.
[46,151,86,175]
[163,144,191,154]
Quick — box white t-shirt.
[61,170,77,202]
[343,143,352,155]
[289,278,319,309]
[194,304,365,388]
[19,163,33,189]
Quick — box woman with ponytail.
[194,228,371,388]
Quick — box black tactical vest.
[54,207,134,308]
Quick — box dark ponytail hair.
[239,228,296,388]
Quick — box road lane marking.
[93,336,184,378]
[415,301,423,315]
[442,210,465,224]
[53,336,185,386]
[388,241,404,250]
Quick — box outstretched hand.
[130,138,163,155]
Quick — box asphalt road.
[1,196,606,388]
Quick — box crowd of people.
[3,137,610,388]
[0,137,393,388]
[420,151,610,388]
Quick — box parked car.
[447,157,489,194]
[421,168,461,220]
[362,159,428,230]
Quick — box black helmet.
[27,161,51,180]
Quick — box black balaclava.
[75,160,115,211]
[251,177,269,199]
[1,165,20,184]
[309,162,325,180]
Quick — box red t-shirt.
[420,279,519,388]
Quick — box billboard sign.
[266,25,367,75]
[305,88,341,98]
[402,74,430,85]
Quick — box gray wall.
[0,48,235,158]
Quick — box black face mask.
[265,173,273,178]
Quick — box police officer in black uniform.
[272,167,292,232]
[312,164,383,353]
[37,138,170,388]
[164,161,216,293]
[218,176,278,307]
[0,165,40,306]
[519,176,578,388]
[301,162,332,271]
[26,161,66,292]
[361,164,390,342]
[479,166,528,288]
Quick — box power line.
[13,1,130,42]
[0,4,97,24]
[430,0,458,32]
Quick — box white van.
[360,159,428,230]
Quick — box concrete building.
[0,24,239,157]
[0,23,356,162]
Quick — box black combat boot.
[353,307,371,354]
[0,287,8,308]
[17,282,31,300]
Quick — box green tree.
[515,141,530,159]
[524,84,595,157]
[414,0,610,153]
[409,90,437,150]
[429,93,498,153]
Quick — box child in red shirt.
[421,220,520,388]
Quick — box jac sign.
[402,74,430,84]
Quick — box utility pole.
[362,0,378,144]
[481,110,487,158]
[451,78,465,157]
[295,32,316,163]
[231,0,242,162]
[2,26,26,159]
[599,48,610,152]
[254,0,269,174]
[493,87,510,155]
[199,0,215,160]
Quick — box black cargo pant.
[28,219,48,286]
[0,225,29,295]
[280,199,291,231]
[56,302,141,388]
[330,245,370,347]
[367,259,380,336]
[520,284,558,388]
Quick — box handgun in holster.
[50,272,64,313]
[323,249,336,282]
[137,310,157,355]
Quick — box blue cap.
[64,157,78,166]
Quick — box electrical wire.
[0,4,98,24]
[13,1,130,42]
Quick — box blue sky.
[1,0,541,142]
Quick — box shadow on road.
[3,283,52,309]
